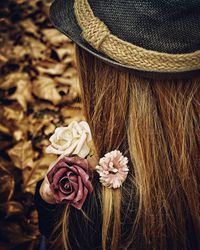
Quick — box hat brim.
[50,0,200,79]
[50,0,125,68]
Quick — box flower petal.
[76,166,93,193]
[59,140,80,156]
[63,157,89,172]
[72,187,88,210]
[58,190,76,203]
[75,142,90,158]
[70,181,79,193]
[45,145,63,154]
[79,121,92,142]
[59,177,72,194]
[51,167,67,189]
[73,176,84,203]
[72,132,87,156]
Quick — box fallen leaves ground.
[0,0,83,249]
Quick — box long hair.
[56,45,200,250]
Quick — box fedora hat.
[50,0,200,79]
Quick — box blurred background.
[0,0,82,249]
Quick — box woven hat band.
[82,16,110,50]
[74,0,200,73]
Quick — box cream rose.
[46,121,92,158]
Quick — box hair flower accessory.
[95,150,129,189]
[47,156,93,209]
[42,121,129,209]
[46,121,92,158]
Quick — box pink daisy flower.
[95,150,129,188]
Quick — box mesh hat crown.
[50,0,200,79]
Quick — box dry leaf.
[42,28,71,45]
[8,79,33,111]
[20,19,38,36]
[3,106,24,121]
[13,130,24,141]
[32,76,62,104]
[0,53,8,63]
[23,154,57,193]
[0,72,27,90]
[27,114,56,137]
[8,141,36,169]
[0,124,10,134]
[24,36,48,60]
[35,60,66,75]
[12,45,31,59]
[55,47,71,60]
[31,102,58,112]
[61,106,84,124]
[0,201,24,217]
[0,170,14,203]
[43,122,56,135]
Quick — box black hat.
[50,0,200,79]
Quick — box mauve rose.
[47,156,93,209]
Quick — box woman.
[35,0,200,249]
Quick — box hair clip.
[95,150,129,189]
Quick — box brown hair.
[56,45,200,250]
